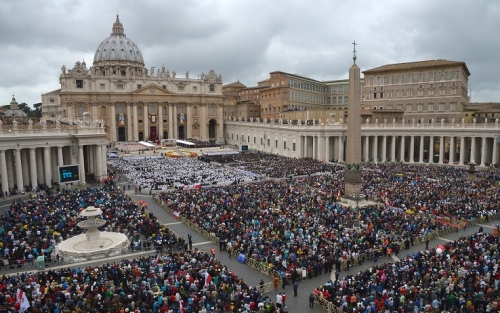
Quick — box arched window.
[77,105,84,116]
[333,97,337,104]
[338,97,343,104]
[209,106,215,116]
[137,106,143,116]
[344,96,348,103]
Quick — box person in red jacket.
[282,292,287,308]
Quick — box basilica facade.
[41,15,225,144]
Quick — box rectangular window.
[50,98,55,103]
[439,104,445,111]
[439,88,445,96]
[116,83,124,90]
[275,140,278,148]
[192,86,197,92]
[418,74,424,82]
[428,104,434,112]
[388,76,393,84]
[407,75,413,83]
[137,84,142,89]
[429,89,434,96]
[76,80,83,88]
[178,86,184,91]
[406,104,412,112]
[417,104,423,112]
[397,104,402,110]
[162,85,167,89]
[418,90,423,96]
[267,139,270,146]
[293,142,296,151]
[209,84,215,92]
[100,84,105,90]
[429,73,435,81]
[398,76,403,83]
[450,103,456,111]
[254,137,256,144]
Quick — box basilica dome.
[93,15,144,65]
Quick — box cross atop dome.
[111,13,125,37]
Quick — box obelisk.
[344,41,362,198]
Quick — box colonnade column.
[399,136,405,162]
[15,149,23,192]
[364,136,369,162]
[88,146,94,176]
[102,144,107,177]
[0,150,8,194]
[449,137,455,164]
[428,137,434,164]
[96,145,103,179]
[391,136,396,162]
[110,105,117,142]
[6,151,13,189]
[36,148,44,186]
[78,145,86,184]
[312,136,317,160]
[480,137,487,167]
[318,135,325,161]
[172,105,178,139]
[338,136,344,162]
[57,146,64,168]
[438,136,444,164]
[44,147,51,186]
[470,137,476,164]
[381,136,387,163]
[168,104,174,140]
[419,136,424,163]
[29,148,38,190]
[325,136,330,162]
[459,137,465,165]
[21,150,29,187]
[410,136,415,163]
[373,136,378,162]
[492,137,498,166]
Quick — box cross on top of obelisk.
[352,40,357,64]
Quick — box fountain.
[57,206,129,262]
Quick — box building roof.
[93,15,144,65]
[363,59,470,76]
[269,71,322,83]
[222,81,247,88]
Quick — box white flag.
[16,288,30,313]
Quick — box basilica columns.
[126,103,133,141]
[480,137,487,167]
[391,136,396,162]
[449,137,455,164]
[168,104,174,140]
[143,103,149,141]
[429,137,434,164]
[470,137,476,164]
[158,104,164,140]
[110,105,117,142]
[419,136,424,163]
[133,103,139,141]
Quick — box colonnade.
[296,133,498,166]
[0,143,107,194]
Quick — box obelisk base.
[344,170,362,197]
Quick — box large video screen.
[58,165,80,183]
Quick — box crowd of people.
[108,156,262,191]
[0,182,179,269]
[0,250,279,313]
[314,231,500,312]
[199,152,337,178]
[155,162,500,292]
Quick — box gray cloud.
[0,0,498,106]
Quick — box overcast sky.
[1,0,499,107]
